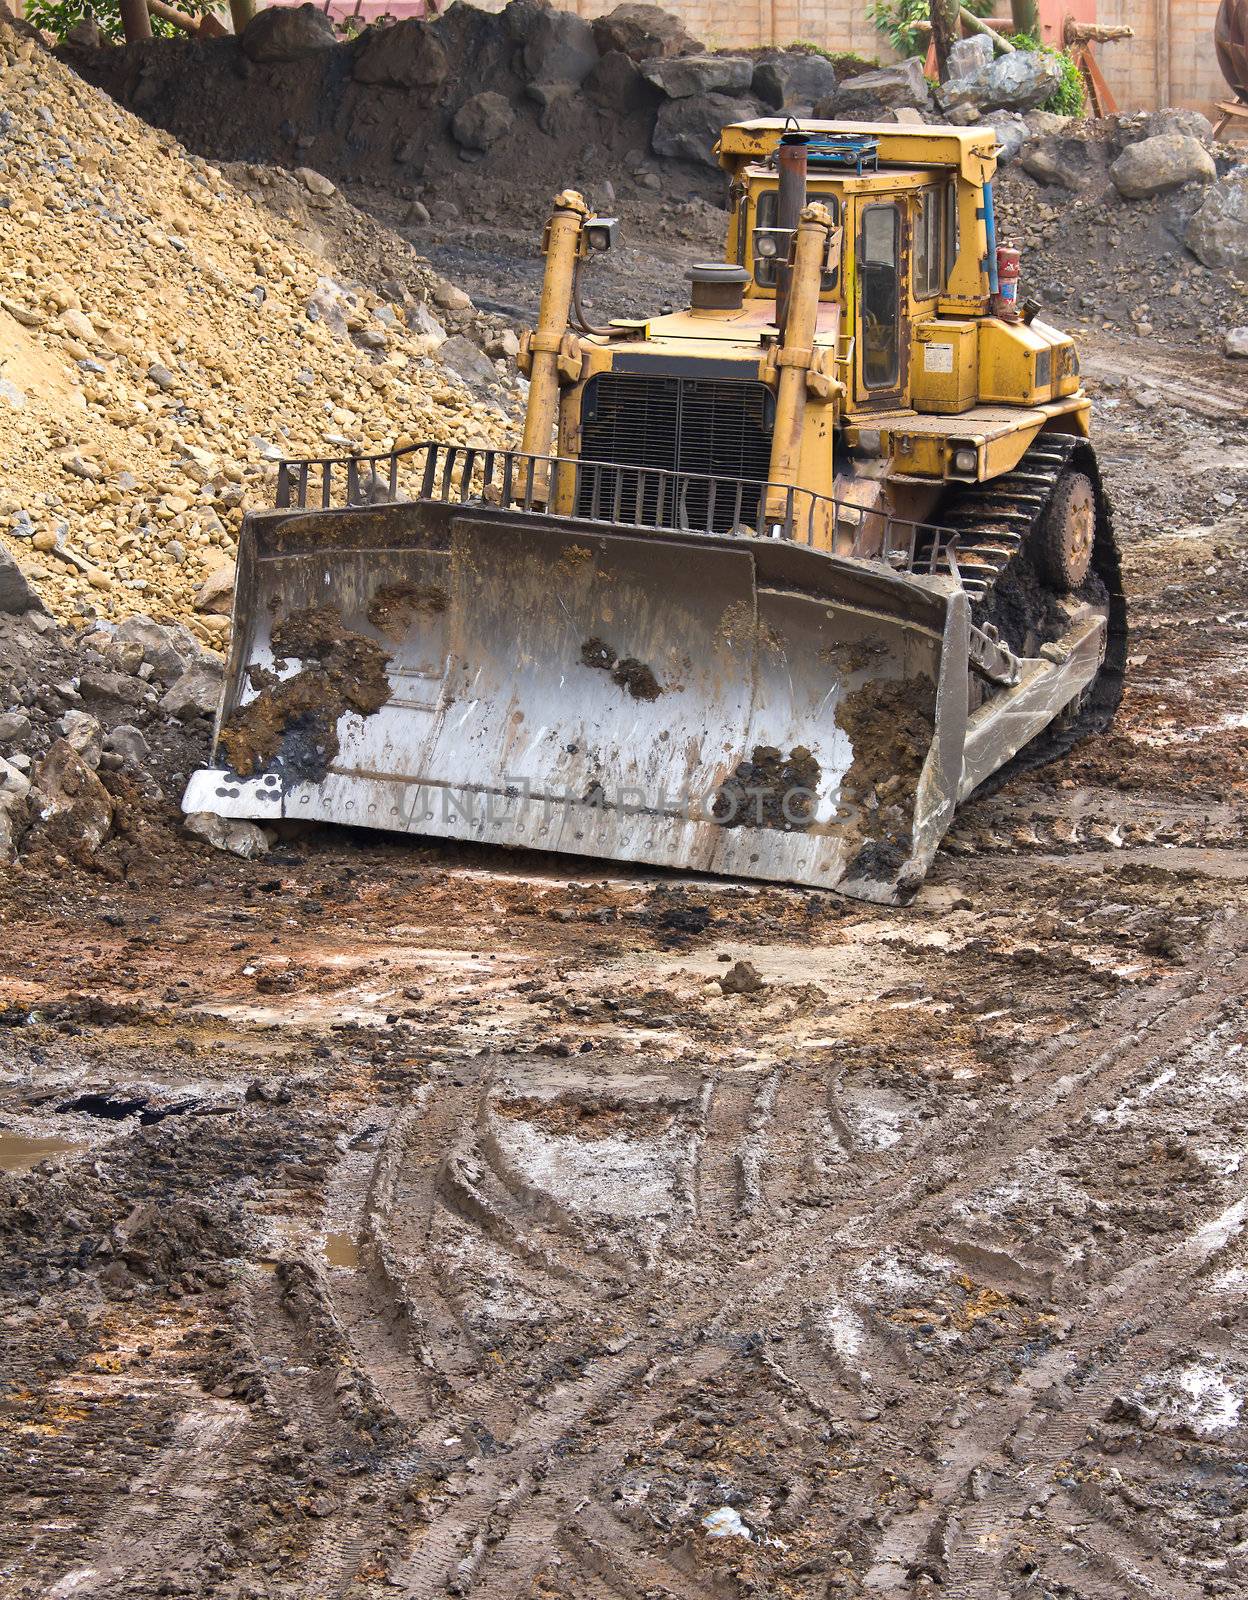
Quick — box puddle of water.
[0,1131,84,1172]
[324,1233,360,1270]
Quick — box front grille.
[577,372,775,533]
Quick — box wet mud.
[712,744,821,831]
[834,674,937,877]
[219,606,392,781]
[366,582,449,639]
[2,334,1248,1600]
[579,636,662,701]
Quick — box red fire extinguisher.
[994,242,1022,322]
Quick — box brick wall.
[1095,0,1226,117]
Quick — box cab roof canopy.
[717,119,999,185]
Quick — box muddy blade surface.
[183,503,969,902]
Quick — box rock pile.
[993,113,1248,349]
[0,16,511,638]
[0,584,219,866]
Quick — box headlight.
[755,235,779,259]
[584,218,618,253]
[953,447,978,473]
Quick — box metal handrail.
[273,440,965,579]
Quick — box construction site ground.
[2,16,1248,1594]
[3,318,1247,1599]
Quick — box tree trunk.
[229,0,256,35]
[118,0,154,42]
[930,0,960,79]
[1010,0,1039,40]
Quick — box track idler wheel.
[1034,470,1096,590]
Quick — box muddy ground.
[1,317,1245,1600]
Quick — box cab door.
[853,197,910,411]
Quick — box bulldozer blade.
[182,501,974,904]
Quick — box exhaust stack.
[775,132,809,334]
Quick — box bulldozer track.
[932,432,1130,795]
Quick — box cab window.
[752,189,840,289]
[945,176,960,282]
[913,188,944,299]
[860,202,900,390]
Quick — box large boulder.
[160,663,224,722]
[438,335,501,389]
[940,49,1063,113]
[816,59,935,118]
[185,811,270,860]
[451,91,515,151]
[585,49,652,114]
[193,563,236,617]
[1185,169,1248,273]
[652,93,762,167]
[641,52,753,99]
[0,546,39,614]
[28,740,113,855]
[114,615,189,683]
[1109,134,1216,199]
[1144,107,1214,141]
[353,21,450,95]
[946,33,992,79]
[752,50,839,111]
[1021,135,1109,191]
[240,3,337,64]
[591,3,701,63]
[522,9,598,95]
[988,110,1031,166]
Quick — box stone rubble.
[0,16,511,641]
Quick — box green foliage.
[868,0,993,59]
[26,0,214,43]
[790,41,880,70]
[1004,35,1087,116]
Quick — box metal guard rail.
[273,440,965,579]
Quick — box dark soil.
[712,743,821,830]
[219,606,391,780]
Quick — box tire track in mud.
[1082,338,1246,418]
[29,1396,258,1600]
[907,1207,1241,1600]
[854,997,1248,1595]
[286,920,1247,1598]
[692,1069,762,1232]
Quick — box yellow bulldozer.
[183,120,1125,903]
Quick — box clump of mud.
[712,745,821,831]
[835,676,936,881]
[366,582,449,639]
[978,548,1110,660]
[579,637,662,701]
[219,606,392,782]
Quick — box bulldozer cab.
[729,131,980,414]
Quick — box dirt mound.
[0,13,514,638]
